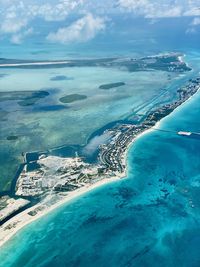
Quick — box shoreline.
[0,84,199,249]
[0,176,123,248]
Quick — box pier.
[152,128,200,137]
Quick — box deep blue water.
[0,80,200,267]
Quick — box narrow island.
[0,55,199,248]
[50,75,73,81]
[59,94,87,103]
[0,53,192,73]
[6,136,18,141]
[99,82,125,90]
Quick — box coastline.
[0,176,122,248]
[0,85,199,250]
[122,83,200,179]
[0,124,154,249]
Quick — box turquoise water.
[0,62,177,191]
[0,82,200,267]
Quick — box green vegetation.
[0,90,49,107]
[99,82,126,90]
[59,94,87,103]
[7,136,18,141]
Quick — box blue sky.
[0,0,200,44]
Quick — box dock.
[152,128,200,138]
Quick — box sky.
[0,0,200,44]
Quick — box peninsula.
[0,53,191,73]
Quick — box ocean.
[0,16,200,266]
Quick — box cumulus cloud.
[117,0,183,18]
[0,0,84,43]
[186,27,196,34]
[191,17,200,25]
[29,0,84,21]
[0,2,28,34]
[184,8,200,16]
[117,0,200,18]
[1,0,200,44]
[1,17,28,34]
[186,16,200,34]
[10,28,33,44]
[47,13,106,44]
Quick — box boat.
[177,131,192,136]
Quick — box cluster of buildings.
[99,125,146,173]
[98,77,200,174]
[16,156,101,197]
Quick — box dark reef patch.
[0,90,49,107]
[0,109,8,120]
[50,75,73,81]
[31,50,49,55]
[32,91,49,98]
[59,94,87,103]
[34,105,67,112]
[99,82,125,90]
[0,73,8,78]
[17,91,49,106]
[18,98,39,106]
[7,135,18,141]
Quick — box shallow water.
[0,58,185,190]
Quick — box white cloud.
[186,16,200,34]
[191,17,200,25]
[186,27,196,34]
[1,0,200,44]
[47,13,106,44]
[184,8,200,16]
[1,17,28,34]
[10,28,33,44]
[117,0,183,18]
[118,0,200,18]
[0,2,28,34]
[0,0,84,42]
[29,0,84,22]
